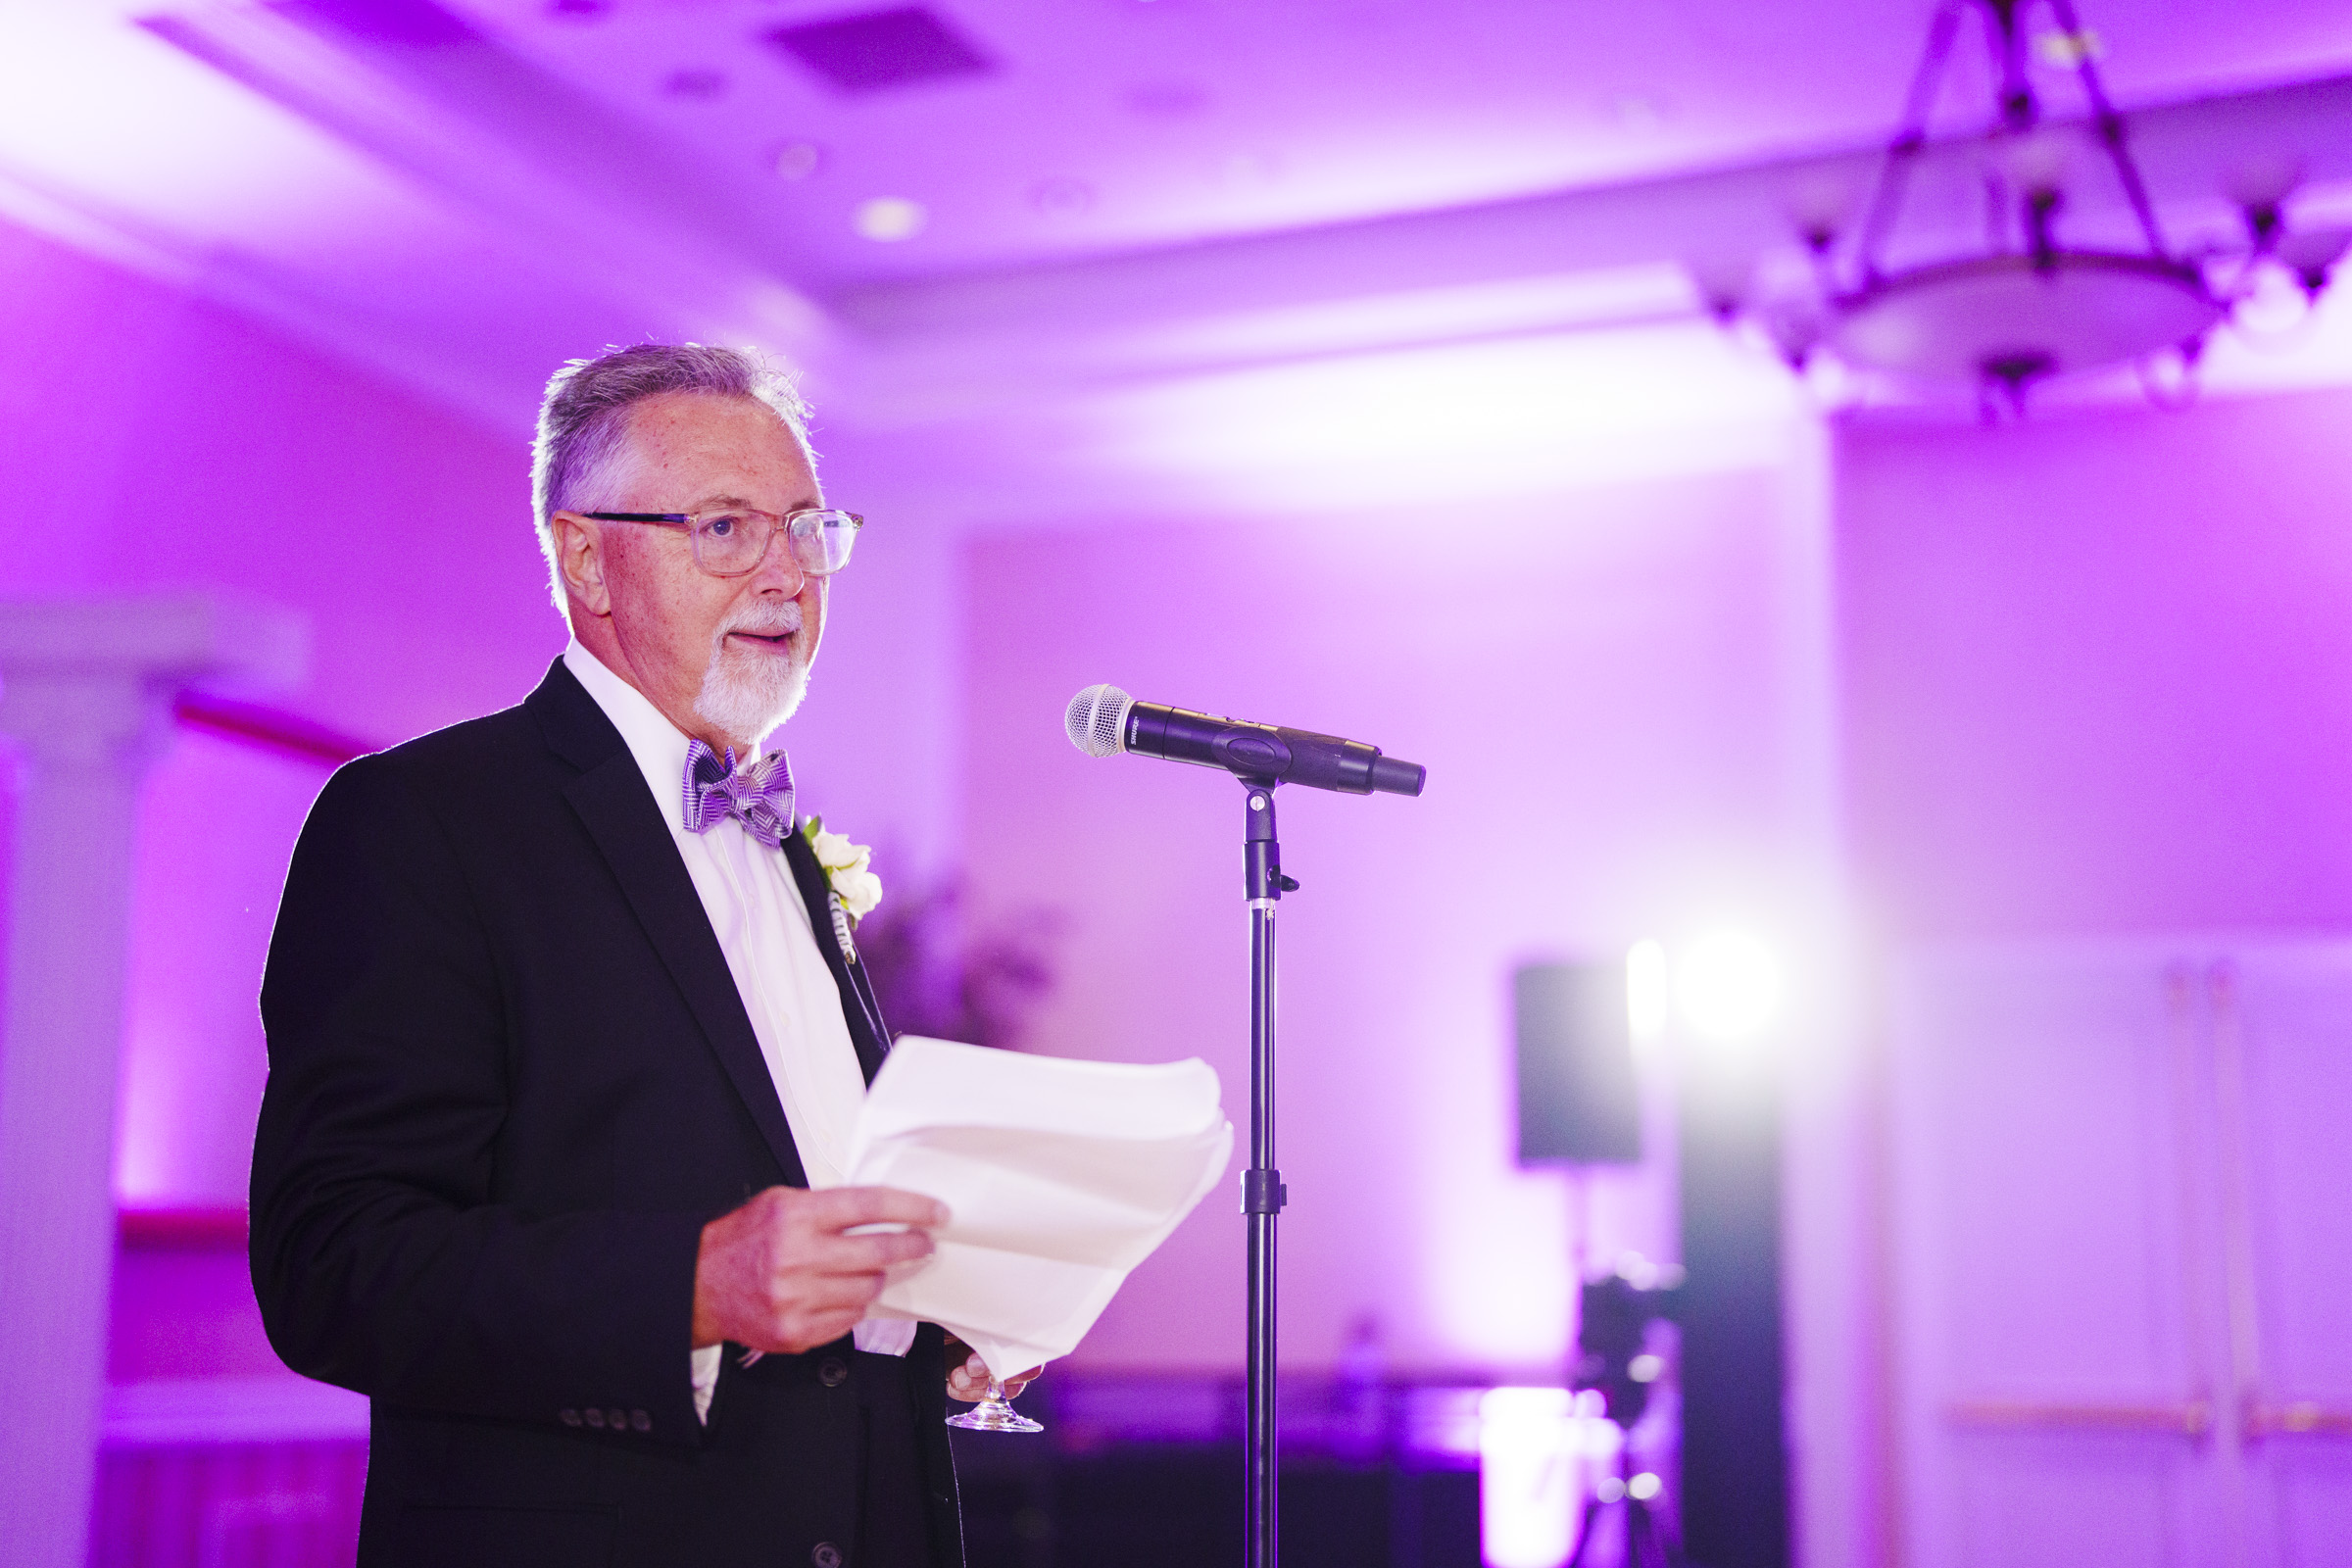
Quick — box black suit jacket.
[252,659,960,1568]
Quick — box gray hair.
[530,343,812,613]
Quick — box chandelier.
[1711,0,2350,410]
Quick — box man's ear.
[552,513,613,618]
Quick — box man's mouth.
[719,602,804,657]
[725,628,797,652]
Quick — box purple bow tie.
[681,739,796,849]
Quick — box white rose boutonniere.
[803,815,883,925]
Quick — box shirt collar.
[563,638,703,835]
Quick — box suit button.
[630,1409,651,1432]
[584,1408,605,1428]
[817,1357,850,1388]
[607,1408,626,1431]
[560,1409,582,1427]
[812,1544,843,1568]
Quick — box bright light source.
[1479,1388,1577,1568]
[1613,1251,1667,1290]
[1676,930,1782,1043]
[854,196,926,241]
[1626,940,1670,1041]
[1628,1353,1663,1385]
[1628,1472,1663,1501]
[1479,1386,1575,1426]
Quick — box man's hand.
[693,1186,946,1354]
[945,1337,1042,1403]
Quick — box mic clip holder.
[1241,777,1301,902]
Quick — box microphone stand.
[1241,777,1297,1568]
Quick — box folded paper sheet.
[840,1036,1235,1382]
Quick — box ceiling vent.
[763,7,993,94]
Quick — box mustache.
[718,602,806,639]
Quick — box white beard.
[693,612,810,746]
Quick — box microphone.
[1065,684,1426,797]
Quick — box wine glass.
[947,1376,1042,1433]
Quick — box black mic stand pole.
[1241,777,1297,1568]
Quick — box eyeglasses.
[581,508,862,578]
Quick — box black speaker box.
[1512,960,1642,1165]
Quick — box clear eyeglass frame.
[581,508,862,578]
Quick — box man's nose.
[750,529,808,593]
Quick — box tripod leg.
[1628,1496,1687,1568]
[1627,1497,1660,1568]
[1660,1503,1689,1568]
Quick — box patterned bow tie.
[681,739,796,849]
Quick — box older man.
[252,344,1015,1568]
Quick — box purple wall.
[956,470,1834,1374]
[0,214,969,1204]
[1838,385,2352,943]
[1823,384,2352,1568]
[0,222,548,740]
[0,217,546,1204]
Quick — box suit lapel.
[529,662,808,1188]
[780,826,892,1084]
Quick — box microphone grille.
[1065,684,1133,759]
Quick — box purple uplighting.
[3,2,2352,1566]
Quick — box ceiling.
[446,0,2352,282]
[6,0,2352,440]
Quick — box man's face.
[567,391,827,751]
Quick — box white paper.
[840,1036,1234,1382]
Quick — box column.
[0,596,304,1568]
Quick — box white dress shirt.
[562,641,915,1425]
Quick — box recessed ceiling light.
[1611,94,1666,130]
[2034,27,2105,69]
[1126,80,1207,118]
[1029,176,1096,217]
[855,196,927,241]
[770,141,827,181]
[1219,151,1282,186]
[664,68,728,100]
